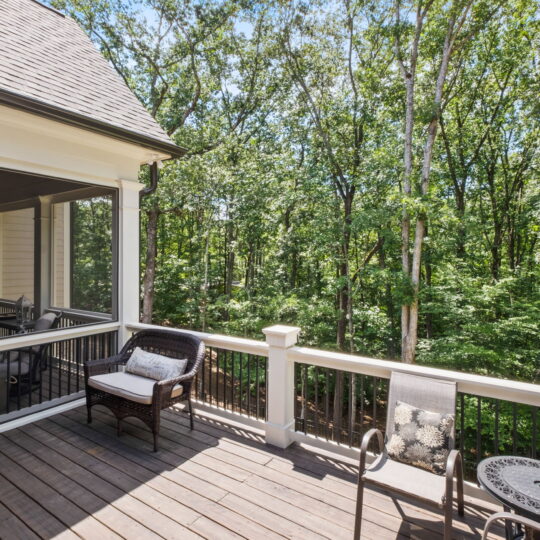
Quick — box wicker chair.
[354,372,464,540]
[84,329,205,451]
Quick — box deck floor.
[0,405,505,539]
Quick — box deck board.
[0,405,506,539]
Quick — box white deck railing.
[126,322,539,440]
[0,319,537,500]
[0,321,121,353]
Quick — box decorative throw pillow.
[386,401,454,475]
[125,347,188,381]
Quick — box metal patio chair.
[6,311,62,396]
[482,511,540,540]
[354,371,464,540]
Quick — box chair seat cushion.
[364,453,446,506]
[88,372,183,405]
[0,353,30,378]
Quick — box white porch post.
[117,180,142,345]
[34,195,52,315]
[263,324,301,448]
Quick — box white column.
[34,195,52,315]
[263,324,301,448]
[117,179,142,345]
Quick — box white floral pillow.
[386,401,454,475]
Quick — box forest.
[52,0,539,384]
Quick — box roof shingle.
[0,0,176,149]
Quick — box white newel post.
[117,179,142,346]
[263,325,301,448]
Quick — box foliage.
[47,0,540,460]
[51,0,539,379]
[70,196,113,313]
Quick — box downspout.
[140,161,159,201]
[139,160,160,324]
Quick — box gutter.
[0,88,186,159]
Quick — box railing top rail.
[48,307,113,323]
[0,322,121,352]
[289,346,540,407]
[126,322,539,407]
[126,322,269,357]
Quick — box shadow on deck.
[0,404,505,539]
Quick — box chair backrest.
[31,311,62,355]
[121,329,205,379]
[385,371,457,450]
[34,311,61,332]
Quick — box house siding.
[0,207,34,302]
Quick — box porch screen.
[53,193,115,315]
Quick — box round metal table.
[478,456,540,539]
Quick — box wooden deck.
[0,405,505,539]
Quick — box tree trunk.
[223,216,235,321]
[401,70,415,363]
[336,190,353,350]
[424,225,433,339]
[200,227,210,331]
[334,189,354,439]
[141,208,160,324]
[399,3,468,363]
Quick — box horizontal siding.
[1,207,34,301]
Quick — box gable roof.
[0,0,184,158]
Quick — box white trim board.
[0,397,85,433]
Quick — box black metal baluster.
[16,348,21,410]
[200,347,206,402]
[494,400,500,455]
[216,349,221,407]
[66,338,71,396]
[360,375,365,439]
[372,377,378,428]
[57,340,63,398]
[5,351,11,413]
[532,407,537,459]
[512,403,518,455]
[38,343,43,404]
[48,340,53,401]
[459,394,465,456]
[223,349,228,410]
[476,397,482,466]
[239,352,243,413]
[264,356,268,420]
[247,354,252,417]
[208,347,213,405]
[348,372,354,447]
[314,366,319,438]
[256,355,260,419]
[325,368,330,441]
[302,364,308,433]
[231,351,235,412]
[28,346,33,409]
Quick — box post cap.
[262,325,301,348]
